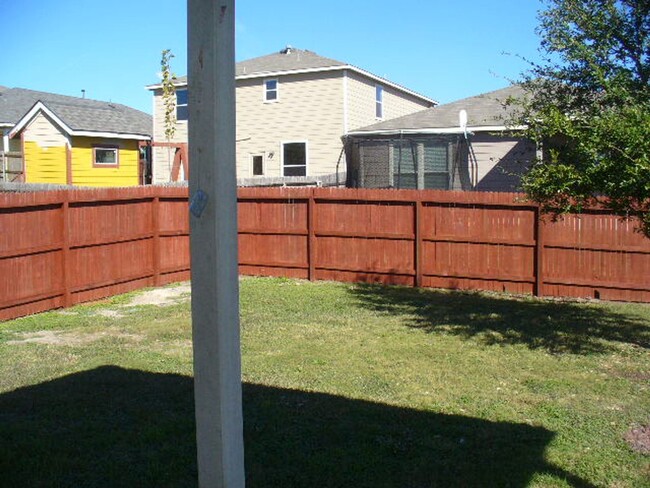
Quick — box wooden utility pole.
[187,1,245,487]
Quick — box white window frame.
[264,79,278,102]
[93,145,119,167]
[281,140,308,177]
[375,84,384,119]
[176,88,189,121]
[250,153,265,177]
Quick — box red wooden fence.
[1,186,649,321]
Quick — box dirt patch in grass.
[124,283,191,307]
[95,310,126,318]
[6,330,143,346]
[625,424,650,455]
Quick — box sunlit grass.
[1,277,648,487]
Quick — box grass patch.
[1,277,649,487]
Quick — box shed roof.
[350,85,527,135]
[0,87,151,137]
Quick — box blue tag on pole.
[190,189,209,218]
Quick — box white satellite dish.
[459,109,468,132]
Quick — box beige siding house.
[345,85,537,192]
[147,47,436,183]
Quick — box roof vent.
[281,45,293,55]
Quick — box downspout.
[1,129,8,181]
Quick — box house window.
[376,85,383,119]
[423,142,449,189]
[265,79,278,102]
[176,89,188,121]
[252,154,264,176]
[93,146,119,167]
[282,142,307,176]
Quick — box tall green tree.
[516,0,650,235]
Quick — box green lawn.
[1,277,649,487]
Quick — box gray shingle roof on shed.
[0,87,152,137]
[352,85,526,133]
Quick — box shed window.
[283,142,307,176]
[265,79,278,101]
[93,146,119,166]
[176,89,188,121]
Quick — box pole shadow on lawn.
[349,284,650,355]
[0,366,594,487]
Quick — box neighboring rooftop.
[350,85,527,134]
[150,47,436,105]
[0,87,152,137]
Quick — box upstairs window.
[93,146,119,167]
[176,89,188,121]
[265,79,278,102]
[375,85,383,119]
[282,142,307,176]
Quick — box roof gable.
[9,100,151,140]
[0,87,151,137]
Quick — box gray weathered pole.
[187,1,245,487]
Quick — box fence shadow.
[0,366,594,487]
[349,284,650,355]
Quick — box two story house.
[146,47,436,183]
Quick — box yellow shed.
[7,97,151,186]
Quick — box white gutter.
[342,69,349,134]
[146,65,437,106]
[347,124,528,136]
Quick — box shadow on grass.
[0,366,595,487]
[349,284,650,354]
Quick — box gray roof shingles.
[0,87,152,137]
[353,85,526,132]
[171,48,347,85]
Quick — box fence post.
[534,206,544,297]
[61,190,71,308]
[414,198,423,288]
[152,195,161,286]
[308,190,316,281]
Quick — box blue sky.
[2,0,544,114]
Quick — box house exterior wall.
[345,70,432,133]
[22,112,69,184]
[235,70,344,178]
[472,133,536,192]
[70,137,139,187]
[150,69,433,182]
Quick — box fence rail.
[1,186,649,321]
